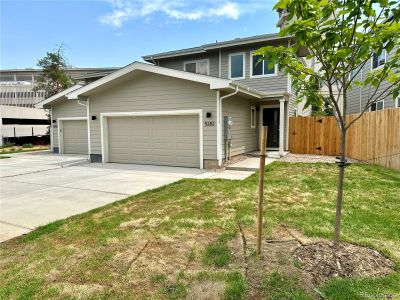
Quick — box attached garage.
[104,111,201,168]
[59,119,88,154]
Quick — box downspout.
[217,85,239,166]
[77,99,91,161]
[219,49,222,77]
[49,106,53,151]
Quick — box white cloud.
[100,0,271,27]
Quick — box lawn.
[0,162,399,299]
[0,145,49,154]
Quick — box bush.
[22,143,34,148]
[3,141,15,148]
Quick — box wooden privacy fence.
[289,108,400,170]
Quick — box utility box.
[224,116,233,140]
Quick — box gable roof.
[142,33,291,61]
[64,61,267,100]
[35,84,83,109]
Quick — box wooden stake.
[257,126,268,256]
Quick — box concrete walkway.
[226,157,277,171]
[0,153,203,242]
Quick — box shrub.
[3,141,15,148]
[22,143,34,148]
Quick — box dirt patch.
[186,280,225,300]
[293,241,394,284]
[280,153,360,164]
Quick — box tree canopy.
[33,44,74,97]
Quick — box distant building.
[0,67,118,146]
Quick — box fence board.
[288,108,400,170]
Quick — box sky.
[1,0,279,69]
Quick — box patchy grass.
[259,271,312,300]
[0,162,399,299]
[0,145,49,154]
[0,156,10,159]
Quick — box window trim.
[369,100,384,112]
[371,50,386,70]
[250,50,278,78]
[396,96,399,108]
[183,59,210,75]
[250,106,256,128]
[228,52,246,80]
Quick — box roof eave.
[35,84,83,108]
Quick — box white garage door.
[107,115,199,168]
[62,120,88,154]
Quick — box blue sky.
[1,0,279,69]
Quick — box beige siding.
[51,99,86,149]
[89,73,217,160]
[222,95,258,157]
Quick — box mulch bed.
[293,241,394,284]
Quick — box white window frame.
[183,59,210,75]
[396,96,399,108]
[250,50,278,78]
[228,52,245,80]
[371,50,386,70]
[369,100,384,112]
[250,106,256,128]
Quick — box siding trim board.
[100,109,204,169]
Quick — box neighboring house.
[37,33,312,169]
[346,15,399,114]
[0,68,118,146]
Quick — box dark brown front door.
[262,107,280,148]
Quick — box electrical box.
[224,116,233,140]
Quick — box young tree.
[257,0,400,248]
[33,44,74,97]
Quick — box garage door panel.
[63,120,88,154]
[107,115,199,168]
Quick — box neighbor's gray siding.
[88,73,218,160]
[51,99,86,149]
[346,47,398,114]
[222,95,258,157]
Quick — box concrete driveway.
[0,152,204,242]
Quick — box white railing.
[0,85,46,108]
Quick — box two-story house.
[37,33,310,169]
[346,16,400,114]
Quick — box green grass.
[259,271,312,300]
[0,156,10,159]
[0,162,399,299]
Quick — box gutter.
[217,86,239,166]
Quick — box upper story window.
[372,50,386,69]
[229,52,245,79]
[370,100,384,111]
[251,51,277,77]
[184,59,209,75]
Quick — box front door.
[262,107,280,148]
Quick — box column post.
[279,98,286,156]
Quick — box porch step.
[226,157,277,171]
[248,151,288,158]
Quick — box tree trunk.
[333,128,347,248]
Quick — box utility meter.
[224,116,233,140]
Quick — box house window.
[370,100,384,111]
[251,52,277,77]
[396,96,400,108]
[372,50,386,69]
[184,59,209,75]
[229,53,245,79]
[250,106,256,128]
